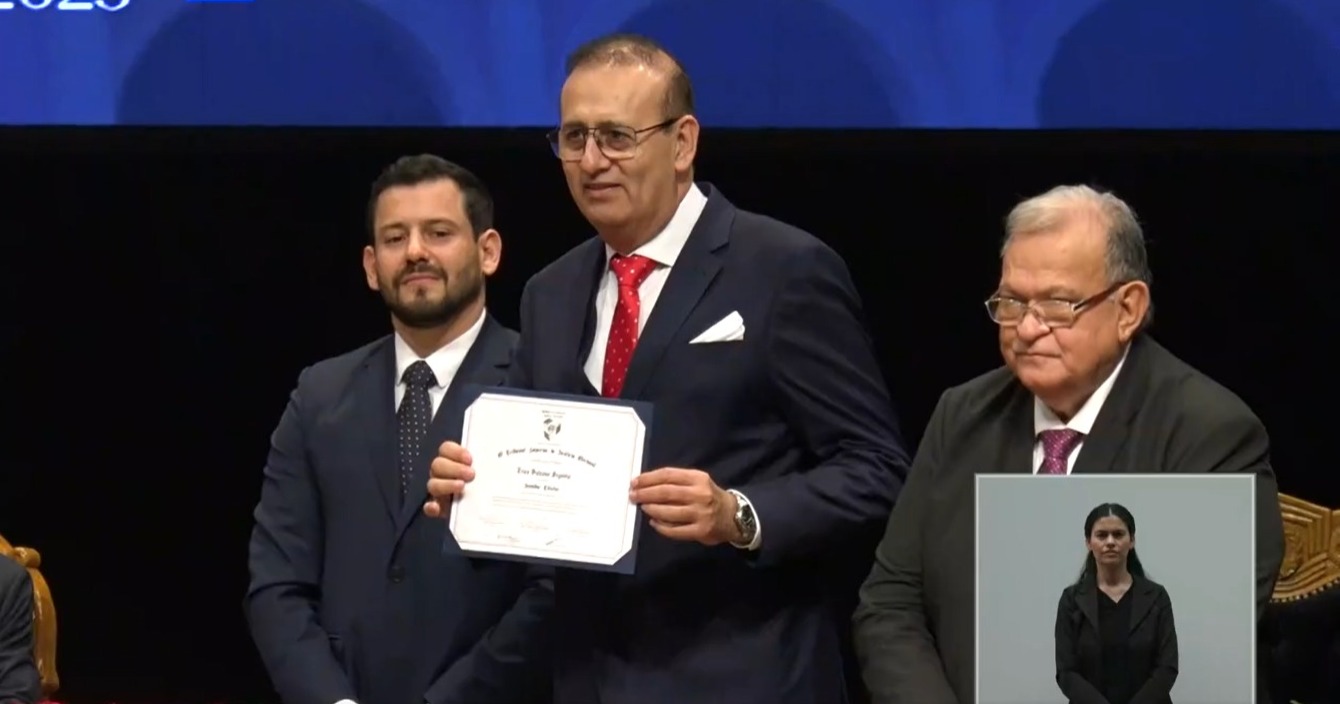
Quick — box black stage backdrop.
[1,128,1335,704]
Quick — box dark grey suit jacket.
[0,556,39,704]
[851,335,1285,704]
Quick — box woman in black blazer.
[1055,502,1178,704]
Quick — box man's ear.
[673,115,699,173]
[477,229,501,276]
[362,245,380,290]
[1115,281,1150,343]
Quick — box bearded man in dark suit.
[246,155,551,704]
[852,184,1285,704]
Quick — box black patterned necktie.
[397,360,437,504]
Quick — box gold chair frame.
[1272,493,1340,603]
[0,534,59,697]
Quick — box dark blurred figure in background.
[0,556,40,704]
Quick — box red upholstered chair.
[0,533,59,699]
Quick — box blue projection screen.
[1,0,1337,129]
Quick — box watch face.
[739,503,756,531]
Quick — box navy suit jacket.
[0,556,39,704]
[509,184,910,704]
[246,315,554,704]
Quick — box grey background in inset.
[975,474,1256,704]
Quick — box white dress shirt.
[582,184,707,390]
[393,307,486,416]
[580,185,760,550]
[1032,346,1130,474]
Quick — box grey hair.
[1001,185,1153,326]
[1001,185,1151,286]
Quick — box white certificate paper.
[446,388,650,573]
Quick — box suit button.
[388,565,405,583]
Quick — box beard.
[381,261,483,329]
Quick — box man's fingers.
[427,477,467,498]
[430,456,475,482]
[632,467,700,488]
[648,519,711,542]
[629,484,696,505]
[639,503,697,525]
[437,440,473,465]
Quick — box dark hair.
[564,32,695,121]
[1074,502,1147,585]
[366,154,494,243]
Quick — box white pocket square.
[690,311,745,344]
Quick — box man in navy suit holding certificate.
[424,33,910,704]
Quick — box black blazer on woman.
[1054,575,1178,704]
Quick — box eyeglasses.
[984,282,1128,328]
[545,117,680,162]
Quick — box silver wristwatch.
[727,489,758,547]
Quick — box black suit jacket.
[509,183,910,704]
[0,556,39,704]
[852,335,1285,704]
[1055,577,1177,704]
[246,315,553,704]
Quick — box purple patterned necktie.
[1039,428,1084,475]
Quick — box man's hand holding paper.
[424,441,474,518]
[628,468,744,546]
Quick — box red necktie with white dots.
[602,254,657,398]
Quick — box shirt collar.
[603,183,708,267]
[1033,344,1131,436]
[392,307,486,389]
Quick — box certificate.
[444,385,652,574]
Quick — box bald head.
[564,33,695,119]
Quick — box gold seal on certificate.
[445,386,652,574]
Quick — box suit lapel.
[1076,580,1100,632]
[1003,390,1035,474]
[1072,338,1152,474]
[619,187,732,399]
[1127,577,1158,633]
[354,338,401,525]
[981,383,1034,474]
[1080,577,1154,634]
[573,239,607,396]
[394,316,515,534]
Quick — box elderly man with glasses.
[851,184,1285,704]
[426,31,909,704]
